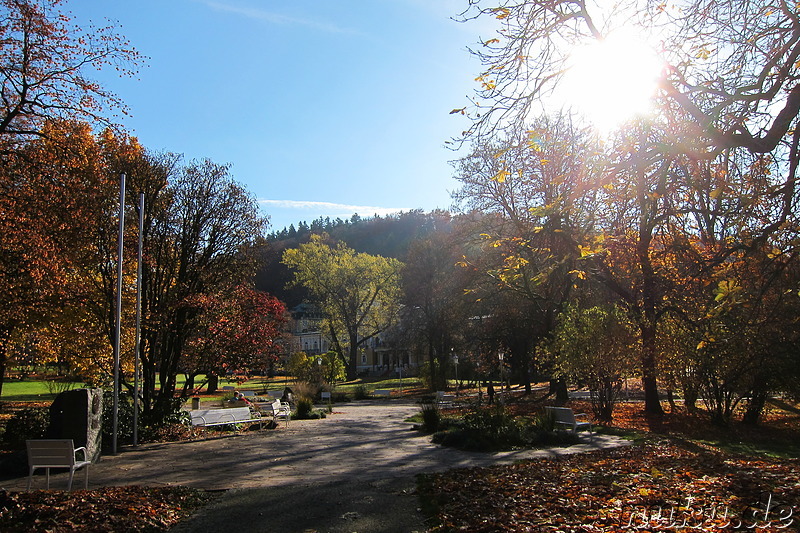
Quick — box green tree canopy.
[282,234,403,380]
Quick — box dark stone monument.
[47,388,103,463]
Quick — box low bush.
[291,396,328,420]
[3,407,49,449]
[420,401,441,433]
[353,385,368,400]
[429,405,581,452]
[294,396,314,419]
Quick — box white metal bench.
[545,406,593,438]
[436,391,456,408]
[190,406,263,431]
[254,398,291,427]
[26,439,91,491]
[373,389,391,398]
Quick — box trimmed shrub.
[294,396,314,419]
[4,407,49,449]
[292,396,329,420]
[429,405,582,452]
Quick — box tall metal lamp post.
[453,353,459,394]
[498,352,505,404]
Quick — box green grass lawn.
[1,374,426,405]
[328,377,424,394]
[0,380,87,402]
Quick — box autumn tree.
[453,115,604,395]
[0,119,119,396]
[0,0,139,143]
[0,0,138,395]
[541,303,638,421]
[282,234,404,380]
[454,0,800,414]
[401,215,477,391]
[134,159,269,423]
[182,285,286,393]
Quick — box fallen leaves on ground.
[0,485,214,532]
[424,442,800,532]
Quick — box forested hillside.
[255,209,453,307]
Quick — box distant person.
[231,391,250,405]
[487,382,495,404]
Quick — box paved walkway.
[2,400,630,532]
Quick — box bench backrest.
[27,439,77,467]
[260,399,282,413]
[240,391,257,397]
[545,407,576,424]
[321,392,331,400]
[191,407,253,425]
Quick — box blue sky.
[68,1,491,232]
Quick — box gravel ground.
[1,400,630,532]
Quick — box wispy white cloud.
[259,199,410,218]
[201,1,359,35]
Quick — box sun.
[559,30,664,133]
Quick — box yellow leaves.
[527,130,543,151]
[483,38,500,46]
[474,75,496,90]
[710,188,724,200]
[767,247,783,259]
[528,205,546,218]
[569,269,587,280]
[578,235,605,257]
[714,279,741,302]
[493,7,510,19]
[492,168,510,183]
[449,107,466,115]
[695,46,712,60]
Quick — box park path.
[2,400,630,532]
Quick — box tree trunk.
[347,331,359,381]
[742,388,768,425]
[184,373,195,394]
[640,323,664,415]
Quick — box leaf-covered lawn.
[0,486,213,532]
[424,442,800,532]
